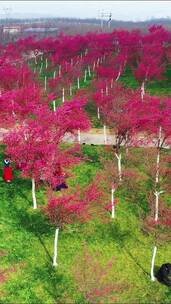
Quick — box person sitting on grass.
[54,164,68,191]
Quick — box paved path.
[0,127,170,148]
[63,129,115,145]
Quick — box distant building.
[3,25,22,34]
[23,27,58,33]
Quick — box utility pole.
[98,10,112,31]
[2,7,12,25]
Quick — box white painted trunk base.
[32,178,37,209]
[111,188,115,218]
[115,153,122,182]
[69,84,72,96]
[141,81,145,101]
[62,88,65,102]
[59,65,61,77]
[115,69,121,82]
[103,125,107,145]
[78,129,81,143]
[84,70,87,82]
[77,77,80,89]
[151,246,157,281]
[97,107,100,119]
[53,71,56,79]
[53,100,56,112]
[88,66,91,77]
[45,58,48,69]
[44,76,47,91]
[39,63,43,74]
[53,228,59,267]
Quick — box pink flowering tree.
[4,99,91,209]
[98,84,138,181]
[44,177,107,267]
[134,26,168,100]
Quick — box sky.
[1,1,171,21]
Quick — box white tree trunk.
[103,125,107,145]
[154,190,164,222]
[111,78,113,88]
[154,191,159,222]
[32,178,37,209]
[59,65,61,76]
[155,127,162,184]
[44,76,47,91]
[62,88,65,102]
[84,69,87,82]
[155,151,160,185]
[111,188,115,218]
[39,63,43,74]
[115,68,121,82]
[141,81,145,101]
[151,246,157,281]
[45,58,48,69]
[93,62,96,71]
[115,153,122,182]
[106,85,108,96]
[53,70,56,79]
[53,228,59,267]
[97,107,100,119]
[53,100,56,112]
[69,84,72,96]
[12,100,16,118]
[88,65,91,77]
[125,133,129,156]
[77,77,80,89]
[78,129,81,143]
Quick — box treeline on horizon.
[1,17,171,29]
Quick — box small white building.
[3,25,21,34]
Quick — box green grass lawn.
[120,66,171,97]
[1,144,171,303]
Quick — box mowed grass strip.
[0,145,171,303]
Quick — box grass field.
[1,144,171,304]
[120,65,171,97]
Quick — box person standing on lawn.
[3,158,13,183]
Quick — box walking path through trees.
[1,127,170,148]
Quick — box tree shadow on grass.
[0,177,32,207]
[31,262,71,303]
[123,247,150,279]
[93,221,133,248]
[2,181,54,263]
[93,221,150,281]
[13,207,53,262]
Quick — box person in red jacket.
[3,159,13,183]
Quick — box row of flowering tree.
[4,25,169,105]
[1,25,171,285]
[4,98,91,209]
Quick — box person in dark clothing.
[54,164,68,191]
[156,263,171,286]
